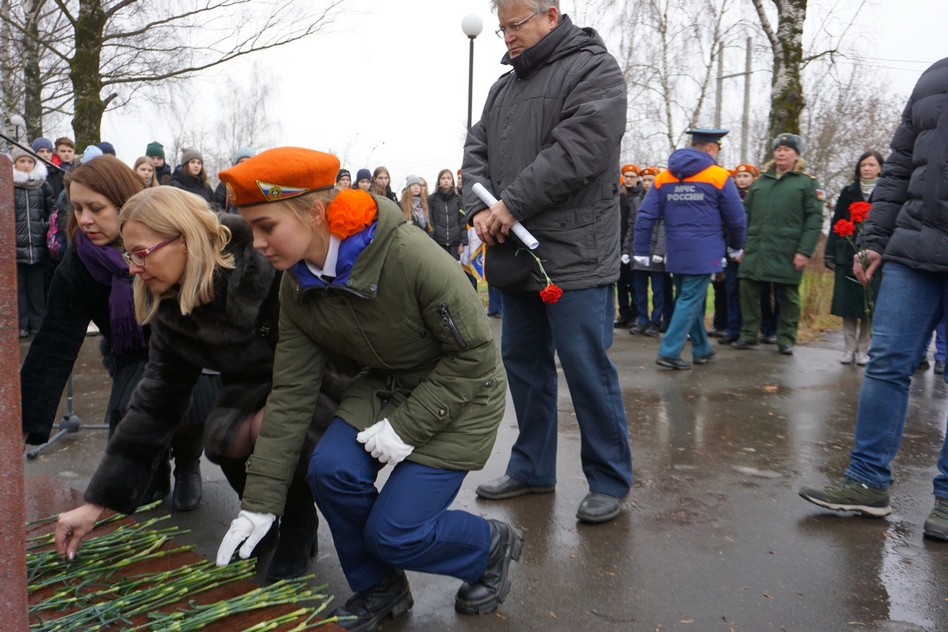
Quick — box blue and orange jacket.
[634,148,745,274]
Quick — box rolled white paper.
[472,182,540,250]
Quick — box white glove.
[633,256,650,267]
[727,248,743,259]
[651,255,664,264]
[620,254,630,265]
[216,510,275,566]
[356,418,414,465]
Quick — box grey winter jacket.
[14,163,55,265]
[462,15,626,292]
[866,56,948,271]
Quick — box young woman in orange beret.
[215,147,517,629]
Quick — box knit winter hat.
[181,148,203,166]
[218,147,340,208]
[80,145,103,163]
[336,168,351,183]
[11,146,33,164]
[405,174,423,188]
[233,146,256,165]
[146,141,165,160]
[31,137,53,152]
[98,141,116,156]
[356,168,372,183]
[772,133,804,155]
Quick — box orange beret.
[621,164,640,176]
[734,163,759,177]
[640,166,661,177]
[218,147,339,208]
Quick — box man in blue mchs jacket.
[633,128,746,370]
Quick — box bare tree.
[1,0,344,148]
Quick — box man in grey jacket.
[462,0,633,523]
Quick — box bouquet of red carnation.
[832,200,875,321]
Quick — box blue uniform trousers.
[307,419,491,593]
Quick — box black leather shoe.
[613,316,631,328]
[778,344,794,355]
[718,334,739,345]
[455,520,523,615]
[656,355,691,370]
[628,323,646,335]
[332,569,413,631]
[476,475,554,500]
[759,334,778,344]
[693,351,718,365]
[576,492,622,523]
[935,360,945,374]
[266,483,319,581]
[707,329,725,338]
[172,461,202,512]
[643,325,660,337]
[731,339,758,350]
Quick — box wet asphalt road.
[21,322,948,631]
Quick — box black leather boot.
[171,425,204,512]
[330,569,413,631]
[140,452,171,505]
[266,474,319,581]
[455,519,523,615]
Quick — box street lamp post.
[461,14,483,131]
[9,114,25,144]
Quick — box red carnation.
[539,283,563,304]
[833,219,855,237]
[849,201,871,224]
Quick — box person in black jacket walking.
[12,147,55,337]
[428,168,468,260]
[800,57,948,542]
[615,164,642,328]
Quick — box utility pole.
[715,39,755,165]
[714,42,724,129]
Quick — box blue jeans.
[500,286,633,497]
[845,262,948,498]
[308,419,491,592]
[487,285,503,316]
[659,274,713,361]
[632,270,665,327]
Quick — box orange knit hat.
[218,147,339,208]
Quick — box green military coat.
[739,160,824,285]
[242,197,506,516]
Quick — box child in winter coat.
[12,147,55,337]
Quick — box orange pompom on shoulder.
[326,189,378,239]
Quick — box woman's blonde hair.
[133,156,158,187]
[277,189,339,227]
[119,187,234,324]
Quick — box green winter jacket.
[738,160,824,285]
[242,196,506,516]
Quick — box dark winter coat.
[83,215,357,514]
[242,197,506,516]
[169,168,216,206]
[623,189,667,272]
[462,15,626,292]
[739,159,824,285]
[21,246,150,445]
[427,189,468,248]
[14,163,55,265]
[155,162,172,186]
[827,181,880,319]
[865,56,948,272]
[634,148,745,275]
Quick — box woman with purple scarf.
[20,156,216,512]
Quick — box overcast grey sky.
[98,0,946,189]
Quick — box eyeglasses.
[122,235,180,267]
[495,11,538,38]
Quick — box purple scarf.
[74,231,147,356]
